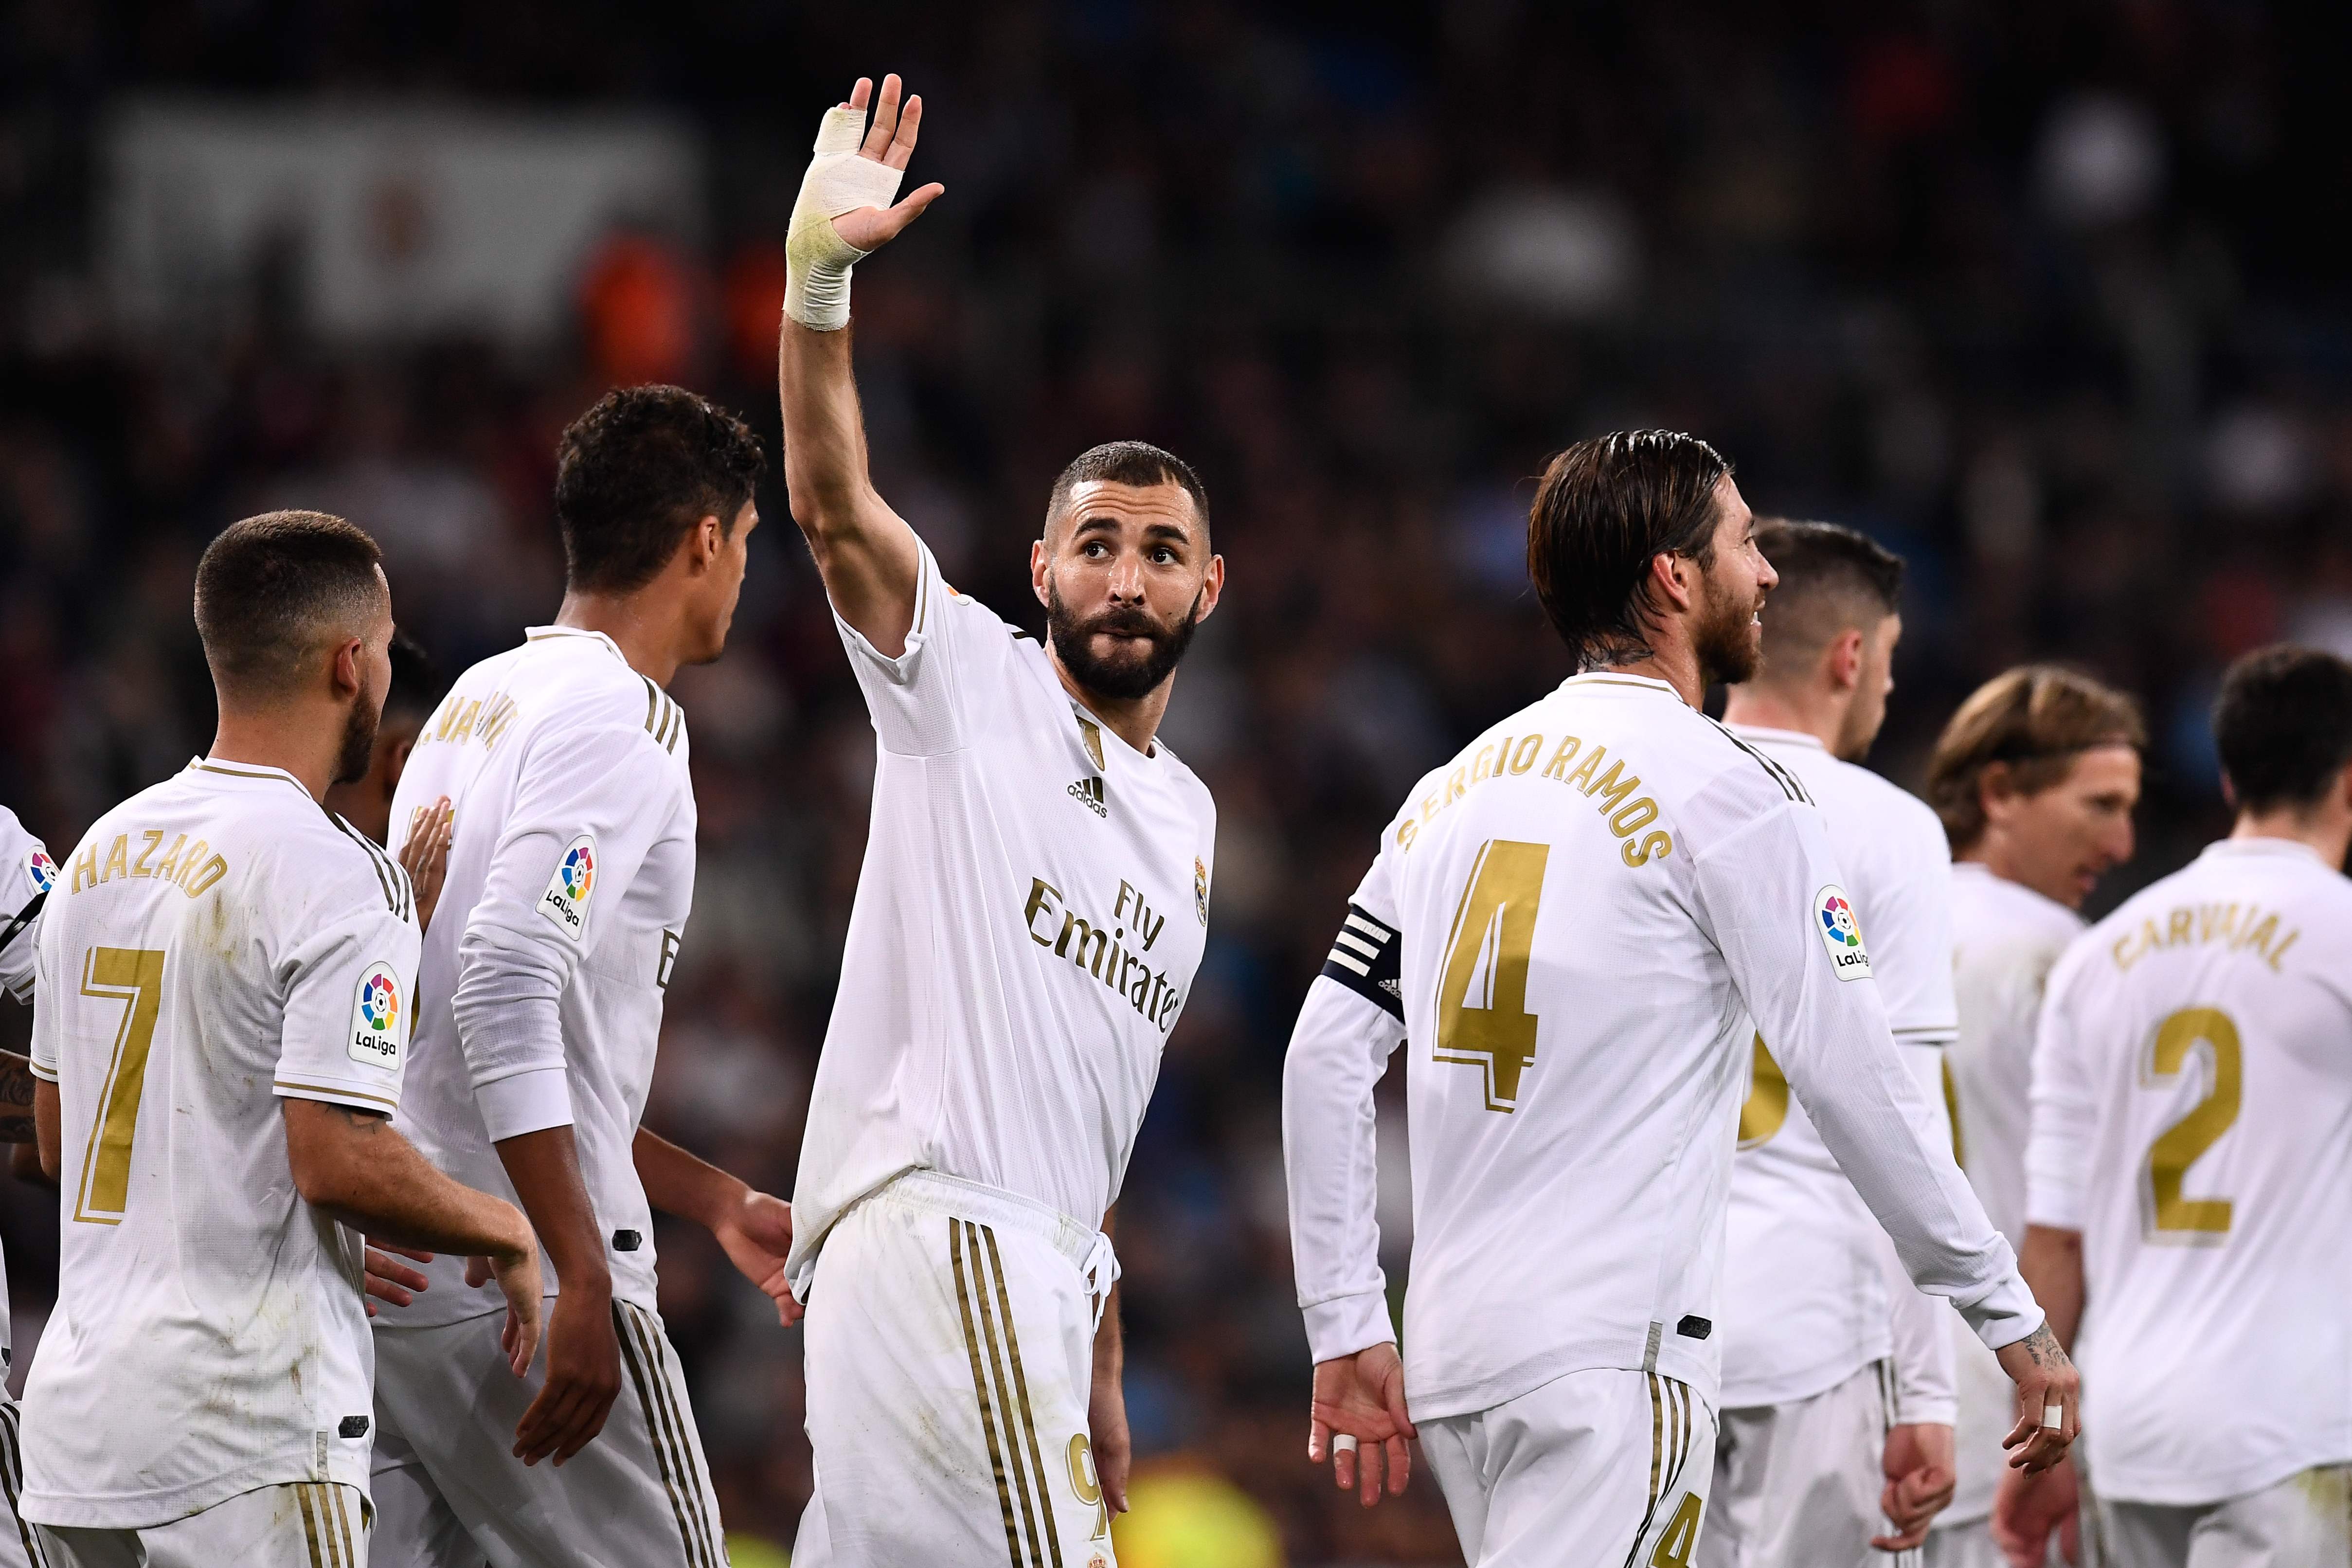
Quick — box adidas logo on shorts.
[1068,775,1107,817]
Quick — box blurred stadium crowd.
[2,3,2348,1563]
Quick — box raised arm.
[778,73,945,656]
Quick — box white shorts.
[370,1301,724,1568]
[1701,1361,1906,1568]
[792,1171,1116,1568]
[0,1397,41,1568]
[1922,1520,2004,1568]
[33,1482,366,1568]
[1418,1366,1717,1568]
[2098,1466,2352,1568]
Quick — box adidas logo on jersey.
[1068,775,1107,817]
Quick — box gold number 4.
[1066,1433,1107,1541]
[1435,839,1548,1113]
[1650,1491,1702,1568]
[2143,1007,2240,1240]
[75,946,165,1226]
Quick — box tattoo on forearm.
[2020,1323,2068,1371]
[330,1105,390,1134]
[0,1052,36,1143]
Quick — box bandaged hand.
[785,73,944,330]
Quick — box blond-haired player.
[2001,646,2352,1567]
[776,74,1223,1567]
[20,512,541,1568]
[1705,522,1960,1568]
[1919,666,2144,1568]
[1284,433,2077,1568]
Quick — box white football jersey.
[1283,673,2037,1421]
[386,626,696,1327]
[1937,860,2084,1528]
[0,804,56,1374]
[1716,726,1958,1421]
[787,539,1216,1295]
[2028,838,2352,1506]
[21,760,416,1527]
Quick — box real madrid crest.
[1194,855,1209,925]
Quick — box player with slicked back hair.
[19,511,543,1568]
[774,73,1223,1566]
[1285,436,2076,1568]
[1997,646,2352,1567]
[365,385,797,1568]
[1918,665,2143,1568]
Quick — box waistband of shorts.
[868,1169,1111,1281]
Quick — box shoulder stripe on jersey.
[641,676,662,737]
[329,814,410,920]
[1321,902,1403,1021]
[1704,718,1811,805]
[0,888,46,958]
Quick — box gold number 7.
[74,947,165,1226]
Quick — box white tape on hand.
[2042,1404,2064,1430]
[1331,1433,1360,1456]
[784,105,908,330]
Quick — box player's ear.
[1030,537,1051,608]
[330,635,366,701]
[1190,553,1226,626]
[1827,627,1865,691]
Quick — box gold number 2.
[1650,1491,1703,1568]
[1066,1433,1107,1541]
[1736,1034,1788,1149]
[2143,1007,2240,1239]
[1435,839,1548,1112]
[74,947,166,1226]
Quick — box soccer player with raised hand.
[1282,434,2076,1568]
[365,387,794,1568]
[1995,647,2352,1568]
[18,512,542,1568]
[777,73,1223,1567]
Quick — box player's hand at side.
[463,1205,544,1383]
[1874,1422,1957,1550]
[397,796,453,934]
[1991,1452,2082,1567]
[1309,1343,1416,1508]
[712,1187,804,1327]
[822,74,944,255]
[362,1239,433,1319]
[1993,1323,2080,1473]
[1089,1366,1132,1517]
[507,1280,619,1466]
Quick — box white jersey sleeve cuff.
[475,1064,575,1142]
[272,1076,400,1115]
[1956,1272,2045,1353]
[1896,1393,1959,1427]
[1302,1290,1396,1364]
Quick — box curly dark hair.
[554,385,767,593]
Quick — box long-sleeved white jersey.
[2028,837,2352,1506]
[1282,672,2039,1422]
[23,760,416,1527]
[385,626,696,1326]
[787,539,1216,1297]
[1936,860,2085,1528]
[1716,725,1958,1424]
[0,804,55,1374]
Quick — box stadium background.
[1,2,2348,1563]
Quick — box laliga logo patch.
[1814,885,1872,981]
[539,835,596,940]
[348,961,403,1068]
[25,849,56,896]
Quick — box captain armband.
[784,104,908,331]
[1319,904,1403,1022]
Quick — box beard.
[333,682,382,787]
[1693,568,1766,688]
[1046,579,1204,702]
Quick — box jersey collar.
[524,625,628,663]
[1723,722,1827,753]
[186,757,315,800]
[1560,671,1682,700]
[2198,836,2334,868]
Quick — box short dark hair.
[1925,666,2146,851]
[1527,430,1734,671]
[2213,645,2352,815]
[1751,520,1905,677]
[554,385,766,593]
[1044,441,1210,537]
[195,510,386,700]
[385,629,449,723]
